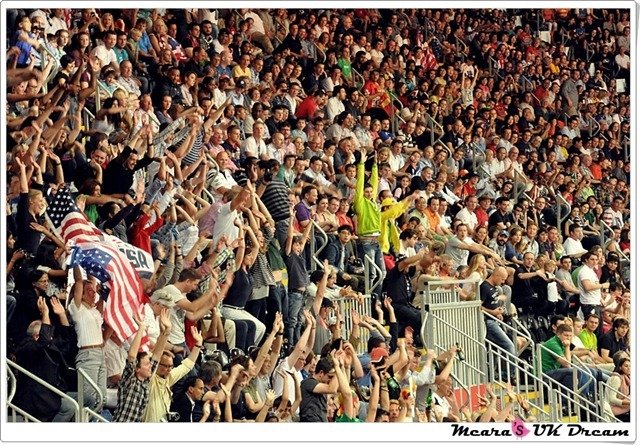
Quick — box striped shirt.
[251,226,276,290]
[261,181,290,222]
[181,129,204,166]
[69,300,104,347]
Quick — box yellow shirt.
[143,357,195,422]
[232,65,251,81]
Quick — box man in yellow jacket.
[353,147,419,297]
[379,192,420,255]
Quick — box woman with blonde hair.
[460,254,488,300]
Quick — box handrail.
[621,135,630,162]
[313,41,326,63]
[534,345,606,422]
[97,80,114,99]
[470,142,486,174]
[351,67,365,90]
[483,311,533,357]
[423,112,444,147]
[520,75,534,92]
[425,313,488,377]
[599,220,630,262]
[484,341,553,421]
[309,220,328,271]
[363,253,383,296]
[77,367,108,422]
[7,359,81,423]
[536,343,593,397]
[82,108,96,131]
[554,193,571,233]
[597,380,627,422]
[587,115,600,138]
[488,56,503,79]
[449,372,472,410]
[94,84,102,113]
[454,35,468,59]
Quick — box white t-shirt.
[212,201,240,245]
[445,236,474,269]
[454,208,478,231]
[578,265,601,305]
[545,272,560,302]
[91,45,117,69]
[563,237,587,256]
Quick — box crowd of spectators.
[5,7,631,424]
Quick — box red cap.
[370,347,389,363]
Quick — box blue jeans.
[76,349,107,412]
[52,391,80,422]
[485,318,516,380]
[545,368,594,397]
[274,218,290,253]
[287,291,306,345]
[267,283,289,332]
[358,239,385,298]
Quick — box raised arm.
[151,308,172,362]
[312,259,332,315]
[128,315,147,362]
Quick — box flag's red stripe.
[77,241,142,342]
[97,242,142,340]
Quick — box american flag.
[46,185,102,244]
[47,186,146,344]
[70,243,144,343]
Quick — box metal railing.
[483,312,533,358]
[423,112,444,147]
[333,294,372,355]
[424,311,488,388]
[599,220,630,263]
[520,75,534,92]
[309,220,328,271]
[454,36,468,59]
[7,359,81,423]
[597,380,628,422]
[485,340,554,421]
[488,56,503,79]
[470,142,486,174]
[554,193,571,233]
[417,278,488,388]
[351,67,365,90]
[313,41,326,63]
[535,344,604,421]
[82,108,96,132]
[77,368,109,422]
[363,253,383,296]
[621,135,630,162]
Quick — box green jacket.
[353,161,380,237]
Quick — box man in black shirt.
[512,252,554,316]
[300,356,338,422]
[488,197,515,230]
[102,145,155,198]
[385,250,427,345]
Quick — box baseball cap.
[499,230,509,237]
[370,347,389,363]
[236,79,246,88]
[150,286,181,308]
[321,297,334,308]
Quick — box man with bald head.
[481,266,516,381]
